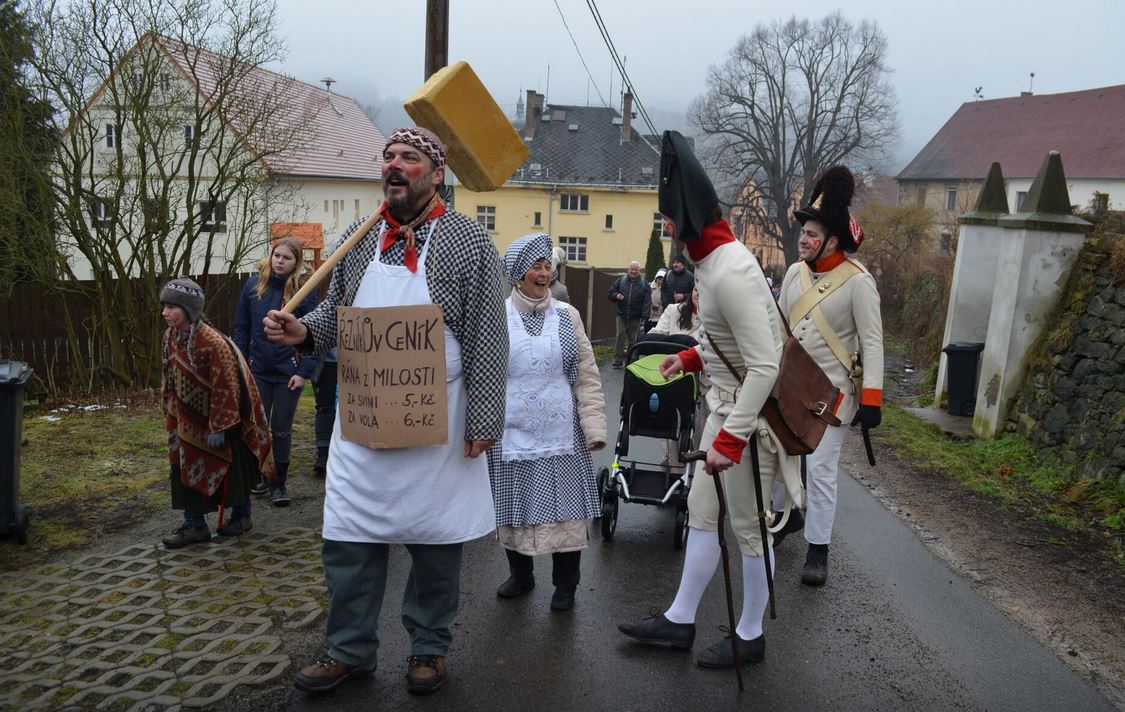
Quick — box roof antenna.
[1028,72,1035,94]
[321,77,336,92]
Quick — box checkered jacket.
[299,210,509,441]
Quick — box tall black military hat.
[794,165,864,253]
[659,130,720,243]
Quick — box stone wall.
[1011,233,1125,484]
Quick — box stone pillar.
[972,152,1092,439]
[934,163,1008,410]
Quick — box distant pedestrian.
[234,237,319,506]
[608,260,651,368]
[550,245,571,304]
[488,233,606,611]
[159,278,274,549]
[661,253,695,308]
[645,268,666,332]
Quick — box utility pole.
[424,0,449,80]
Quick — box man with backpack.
[608,261,651,368]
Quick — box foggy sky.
[270,0,1124,171]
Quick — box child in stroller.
[598,335,701,549]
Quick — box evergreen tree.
[644,228,665,281]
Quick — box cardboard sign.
[337,304,447,449]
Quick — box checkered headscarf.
[503,232,553,285]
[386,127,446,169]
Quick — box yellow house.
[455,91,661,270]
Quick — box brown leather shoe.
[294,652,375,693]
[405,655,446,695]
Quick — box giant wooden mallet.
[281,61,529,313]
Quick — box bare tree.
[22,0,316,389]
[691,13,899,264]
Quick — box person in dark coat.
[607,260,651,368]
[661,253,696,308]
[234,236,319,506]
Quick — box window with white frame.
[604,214,614,230]
[558,236,587,263]
[476,205,496,231]
[183,125,194,147]
[946,188,957,211]
[654,212,672,239]
[533,211,542,227]
[92,199,113,227]
[105,124,119,149]
[559,193,588,212]
[198,201,227,232]
[160,72,172,93]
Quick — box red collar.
[807,251,846,273]
[684,219,735,262]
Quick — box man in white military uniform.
[775,165,884,586]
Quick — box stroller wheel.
[673,507,688,550]
[596,467,610,503]
[600,494,618,540]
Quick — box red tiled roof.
[271,222,323,248]
[157,36,385,180]
[897,84,1125,181]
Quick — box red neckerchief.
[684,219,736,262]
[808,251,846,273]
[378,193,446,273]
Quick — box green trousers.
[322,539,464,666]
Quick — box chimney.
[621,91,633,142]
[524,90,544,139]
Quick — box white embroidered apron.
[323,221,496,544]
[500,298,575,462]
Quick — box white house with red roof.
[63,34,385,279]
[897,84,1125,225]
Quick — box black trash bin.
[0,360,33,544]
[942,342,985,416]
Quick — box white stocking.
[663,528,720,624]
[735,549,774,641]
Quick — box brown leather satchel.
[705,282,841,456]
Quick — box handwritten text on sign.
[337,304,447,449]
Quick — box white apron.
[500,298,575,462]
[322,222,496,544]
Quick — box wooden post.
[585,265,596,339]
[424,0,449,80]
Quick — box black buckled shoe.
[801,543,829,586]
[696,630,766,668]
[618,613,695,650]
[771,507,804,548]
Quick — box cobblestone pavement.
[0,528,326,711]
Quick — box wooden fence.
[2,266,626,396]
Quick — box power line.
[584,0,660,139]
[552,0,609,108]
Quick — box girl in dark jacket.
[234,237,318,506]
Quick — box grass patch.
[878,405,1125,542]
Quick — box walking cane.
[684,450,743,692]
[748,438,777,619]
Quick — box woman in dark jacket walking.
[234,237,318,506]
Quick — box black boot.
[313,446,328,477]
[497,549,535,598]
[550,551,581,611]
[801,543,829,586]
[270,462,291,507]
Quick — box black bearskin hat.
[659,131,719,243]
[794,165,864,253]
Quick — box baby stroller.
[598,336,701,549]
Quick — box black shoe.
[313,447,328,477]
[550,588,575,611]
[618,613,695,650]
[217,515,252,537]
[294,652,376,693]
[496,576,535,598]
[270,485,291,507]
[250,480,270,497]
[696,631,766,669]
[771,508,804,548]
[801,543,829,586]
[161,524,211,549]
[612,361,623,369]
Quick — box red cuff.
[678,348,703,373]
[712,428,747,464]
[861,388,883,407]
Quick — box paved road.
[258,363,1116,712]
[1,362,1116,711]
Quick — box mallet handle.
[281,212,382,314]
